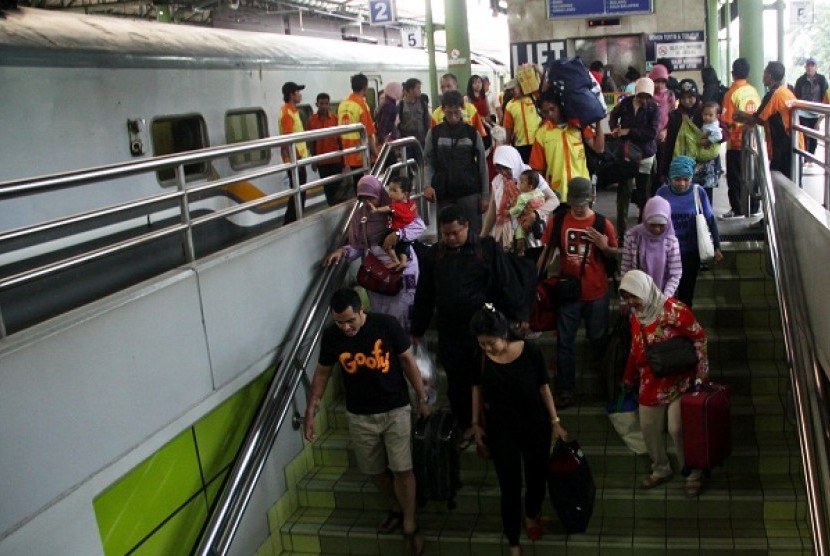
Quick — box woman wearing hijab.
[621,196,682,297]
[656,156,723,307]
[481,145,559,259]
[324,175,425,332]
[470,304,567,556]
[609,77,660,242]
[619,270,709,498]
[375,81,403,150]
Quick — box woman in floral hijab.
[619,270,709,498]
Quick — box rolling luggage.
[412,409,460,509]
[681,383,732,473]
[547,439,596,533]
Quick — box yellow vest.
[278,104,308,159]
[431,103,486,136]
[505,96,542,147]
[529,122,588,201]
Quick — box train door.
[364,74,382,115]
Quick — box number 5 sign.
[369,0,396,25]
[400,26,423,49]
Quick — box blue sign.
[369,0,395,25]
[548,0,652,19]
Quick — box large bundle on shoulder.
[544,57,608,126]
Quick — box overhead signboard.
[510,40,567,77]
[368,0,395,25]
[645,31,706,71]
[547,0,652,19]
[791,1,815,24]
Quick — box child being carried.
[508,169,545,255]
[370,176,417,270]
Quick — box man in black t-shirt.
[305,288,429,549]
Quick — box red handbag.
[529,278,558,332]
[357,251,403,296]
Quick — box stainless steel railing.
[746,123,830,556]
[193,138,425,555]
[0,124,371,337]
[790,99,830,207]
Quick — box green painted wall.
[93,367,275,555]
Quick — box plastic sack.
[606,391,648,455]
[673,116,720,162]
[412,343,438,405]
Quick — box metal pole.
[425,0,439,106]
[737,0,765,94]
[175,165,196,262]
[444,0,472,91]
[705,0,720,73]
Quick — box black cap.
[282,82,305,96]
[568,177,592,206]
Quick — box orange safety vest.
[279,103,309,160]
[721,80,761,150]
[338,93,376,168]
[431,103,487,136]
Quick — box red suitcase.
[681,383,732,471]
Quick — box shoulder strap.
[397,100,404,120]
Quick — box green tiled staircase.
[259,242,813,556]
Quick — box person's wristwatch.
[419,394,429,404]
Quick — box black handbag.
[645,336,698,378]
[553,238,589,304]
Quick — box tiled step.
[279,504,812,555]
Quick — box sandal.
[684,479,702,498]
[641,474,673,489]
[377,511,403,534]
[403,528,425,556]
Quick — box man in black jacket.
[411,206,529,441]
[423,90,489,236]
[794,57,829,159]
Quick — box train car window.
[297,104,313,129]
[225,109,270,170]
[151,115,209,184]
[365,88,377,115]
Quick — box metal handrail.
[193,139,415,555]
[746,124,830,556]
[790,99,830,208]
[0,124,371,336]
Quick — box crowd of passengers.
[300,55,816,554]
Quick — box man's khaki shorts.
[346,404,412,476]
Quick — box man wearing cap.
[338,73,378,176]
[720,58,761,218]
[537,177,618,408]
[794,57,829,160]
[431,73,487,137]
[279,81,308,224]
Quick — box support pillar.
[444,0,472,93]
[737,0,764,93]
[705,0,720,75]
[425,0,439,106]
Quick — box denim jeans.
[555,294,610,394]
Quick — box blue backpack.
[544,57,607,126]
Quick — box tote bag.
[693,186,715,261]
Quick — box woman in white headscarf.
[481,145,559,258]
[619,270,709,498]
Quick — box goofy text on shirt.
[339,339,391,374]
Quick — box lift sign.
[369,0,396,25]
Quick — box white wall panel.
[0,270,212,538]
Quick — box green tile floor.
[261,243,814,556]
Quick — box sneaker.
[719,210,739,219]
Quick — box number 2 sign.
[369,0,396,25]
